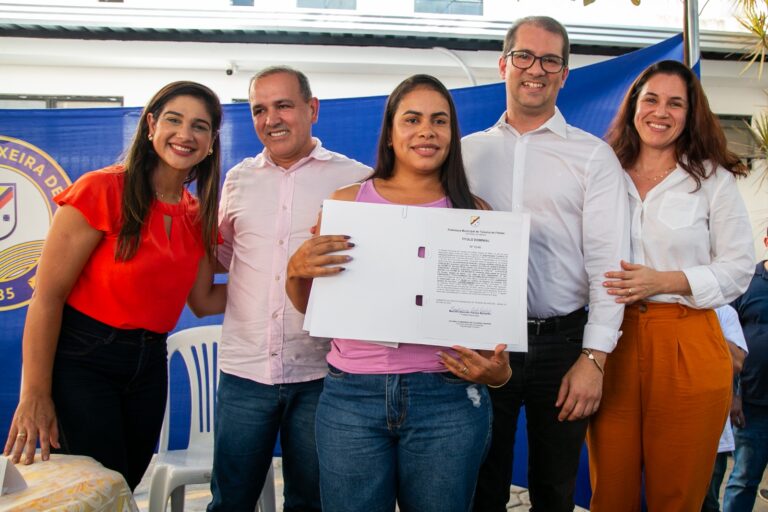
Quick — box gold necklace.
[154,190,182,203]
[631,165,676,182]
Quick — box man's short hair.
[248,66,313,102]
[502,16,570,66]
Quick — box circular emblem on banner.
[0,136,71,311]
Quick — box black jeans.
[702,452,728,512]
[51,305,168,490]
[473,320,588,512]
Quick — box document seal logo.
[0,136,71,311]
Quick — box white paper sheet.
[420,208,529,350]
[0,457,27,496]
[304,200,529,351]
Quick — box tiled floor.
[133,455,768,512]
[132,456,581,512]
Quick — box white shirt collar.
[493,108,568,139]
[255,137,331,171]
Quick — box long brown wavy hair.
[606,60,746,190]
[371,74,475,209]
[117,81,222,261]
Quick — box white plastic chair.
[147,325,276,512]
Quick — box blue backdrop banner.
[0,34,683,505]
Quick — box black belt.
[527,307,587,336]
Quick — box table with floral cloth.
[0,454,137,511]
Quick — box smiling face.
[500,23,569,128]
[146,95,214,174]
[633,72,688,153]
[389,86,452,178]
[249,71,319,169]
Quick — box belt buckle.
[527,318,545,336]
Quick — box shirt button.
[271,353,278,357]
[278,240,284,245]
[283,205,288,210]
[275,275,280,281]
[272,312,278,319]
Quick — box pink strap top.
[326,179,455,374]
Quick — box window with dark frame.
[718,114,758,163]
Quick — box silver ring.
[461,366,469,375]
[16,432,26,438]
[627,288,633,295]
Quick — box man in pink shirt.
[207,66,370,512]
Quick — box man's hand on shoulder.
[555,349,606,421]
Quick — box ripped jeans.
[315,366,492,512]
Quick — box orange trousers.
[587,303,732,512]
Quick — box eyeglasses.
[506,50,566,74]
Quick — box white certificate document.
[304,200,530,351]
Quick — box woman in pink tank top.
[286,75,512,512]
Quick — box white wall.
[700,60,768,116]
[737,162,768,261]
[1,38,611,105]
[6,36,765,113]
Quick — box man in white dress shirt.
[207,67,370,512]
[462,16,630,511]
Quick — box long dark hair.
[371,74,475,209]
[117,81,222,261]
[606,60,746,189]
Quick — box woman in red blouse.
[3,81,226,490]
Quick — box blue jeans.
[315,367,492,512]
[207,372,323,512]
[723,402,768,512]
[52,305,168,491]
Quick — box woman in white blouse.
[586,60,754,512]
